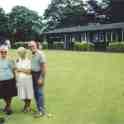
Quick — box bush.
[107,42,124,52]
[12,42,29,49]
[73,41,95,51]
[42,41,48,49]
[53,41,64,49]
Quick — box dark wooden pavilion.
[43,22,124,50]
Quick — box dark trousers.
[32,71,45,112]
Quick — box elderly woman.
[15,47,33,112]
[0,46,17,115]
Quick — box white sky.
[0,0,89,16]
[0,0,51,16]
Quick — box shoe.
[22,107,31,113]
[33,112,45,118]
[5,109,13,115]
[3,107,13,115]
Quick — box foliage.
[101,0,124,23]
[8,6,43,42]
[42,41,48,49]
[43,0,86,30]
[12,41,29,49]
[53,41,64,49]
[86,0,102,15]
[0,0,124,42]
[86,0,106,23]
[73,41,95,51]
[0,8,9,36]
[107,42,124,52]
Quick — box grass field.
[1,50,124,124]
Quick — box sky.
[0,0,51,16]
[0,0,89,16]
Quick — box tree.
[0,8,9,37]
[85,0,109,23]
[8,6,43,42]
[101,0,124,23]
[43,0,86,30]
[86,0,101,14]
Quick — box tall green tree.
[9,6,43,41]
[0,8,9,37]
[85,0,109,23]
[43,0,86,30]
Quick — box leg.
[34,88,52,118]
[23,99,31,112]
[4,97,12,110]
[3,97,13,115]
[32,72,45,113]
[25,99,31,109]
[32,72,46,117]
[34,87,45,113]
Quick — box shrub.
[12,42,29,49]
[53,41,64,49]
[73,41,95,51]
[107,42,124,52]
[42,41,48,49]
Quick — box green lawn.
[1,50,124,124]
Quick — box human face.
[28,42,37,53]
[0,50,7,58]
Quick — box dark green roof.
[44,22,124,34]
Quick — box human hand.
[38,79,44,87]
[17,68,24,72]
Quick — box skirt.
[16,76,34,100]
[0,79,17,98]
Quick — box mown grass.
[1,50,124,124]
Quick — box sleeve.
[39,51,47,64]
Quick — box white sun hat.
[0,45,8,51]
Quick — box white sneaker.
[33,112,44,118]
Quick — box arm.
[38,63,47,87]
[10,59,16,79]
[15,60,31,75]
[22,69,31,74]
[16,68,31,74]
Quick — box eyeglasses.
[29,45,34,47]
[28,45,36,48]
[0,51,7,54]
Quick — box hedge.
[73,41,95,51]
[107,42,124,52]
[53,41,64,49]
[42,41,48,49]
[12,42,29,49]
